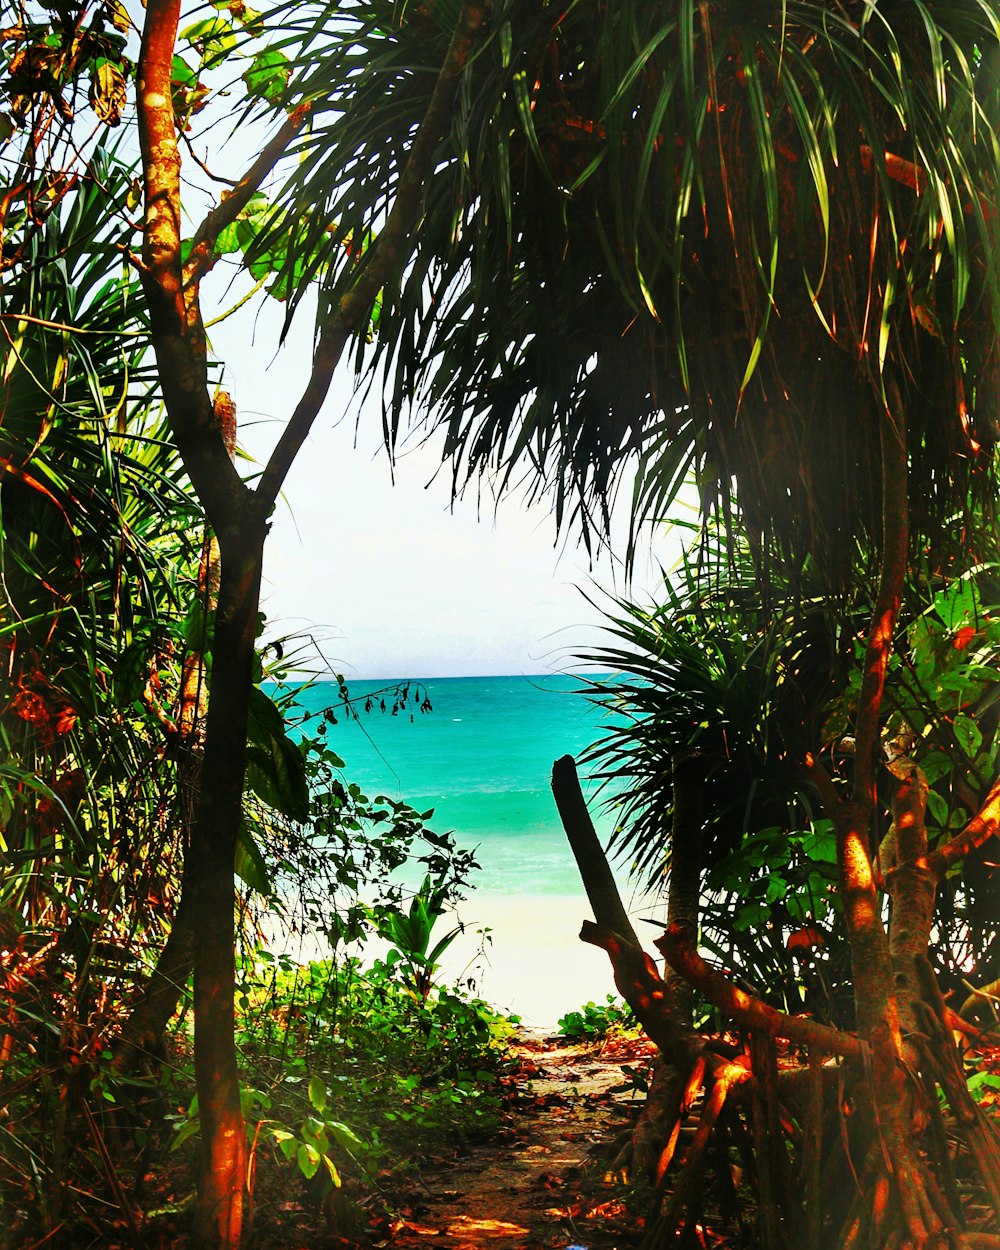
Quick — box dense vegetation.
[1,3,1000,1250]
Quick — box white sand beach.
[438,888,666,1029]
[269,884,664,1031]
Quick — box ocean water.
[290,673,621,897]
[278,673,660,1024]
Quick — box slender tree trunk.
[117,403,232,1070]
[133,5,490,1244]
[665,751,706,1025]
[811,399,938,1243]
[189,509,268,1247]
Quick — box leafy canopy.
[266,0,1000,572]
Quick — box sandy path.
[379,1036,653,1250]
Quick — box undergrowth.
[558,994,638,1040]
[156,953,518,1236]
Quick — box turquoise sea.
[279,673,654,1024]
[289,672,621,898]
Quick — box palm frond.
[268,0,1000,571]
[577,527,862,889]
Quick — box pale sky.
[208,294,687,681]
[158,21,692,685]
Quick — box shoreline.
[439,887,663,1029]
[269,886,663,1031]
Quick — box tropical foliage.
[2,2,1000,1249]
[581,525,1000,1017]
[272,0,1000,566]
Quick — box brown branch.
[183,103,311,287]
[803,753,845,817]
[885,758,936,1039]
[823,384,905,1055]
[556,755,708,1064]
[656,922,865,1062]
[254,0,490,513]
[580,921,696,1062]
[653,1059,751,1245]
[137,0,246,529]
[802,1047,825,1250]
[552,754,638,945]
[927,775,1000,879]
[914,962,1000,1220]
[253,323,346,514]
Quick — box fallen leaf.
[391,1219,442,1236]
[586,1199,627,1218]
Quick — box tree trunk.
[117,519,222,1070]
[133,4,490,1243]
[189,508,268,1248]
[117,394,235,1074]
[665,751,706,1025]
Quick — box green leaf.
[214,221,243,255]
[296,1141,320,1180]
[953,714,983,758]
[234,822,272,895]
[245,734,310,824]
[933,579,978,630]
[926,789,949,828]
[512,70,554,184]
[182,596,210,650]
[799,824,838,865]
[171,55,199,89]
[247,684,286,745]
[244,48,289,103]
[765,875,786,904]
[919,751,952,785]
[307,1075,326,1113]
[213,0,263,31]
[269,1128,298,1161]
[181,17,237,69]
[325,1120,363,1154]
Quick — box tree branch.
[330,0,489,334]
[552,754,638,945]
[183,103,311,288]
[803,753,844,817]
[656,922,865,1062]
[254,0,490,512]
[852,383,908,817]
[137,0,245,528]
[580,921,697,1061]
[927,775,1000,878]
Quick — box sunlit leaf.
[244,48,289,102]
[307,1075,327,1113]
[234,823,272,895]
[296,1142,320,1180]
[180,17,237,69]
[89,60,127,126]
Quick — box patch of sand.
[437,892,664,1029]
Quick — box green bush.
[227,955,516,1191]
[558,994,636,1039]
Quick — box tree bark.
[134,5,491,1245]
[189,514,266,1247]
[665,751,707,1024]
[118,437,228,1071]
